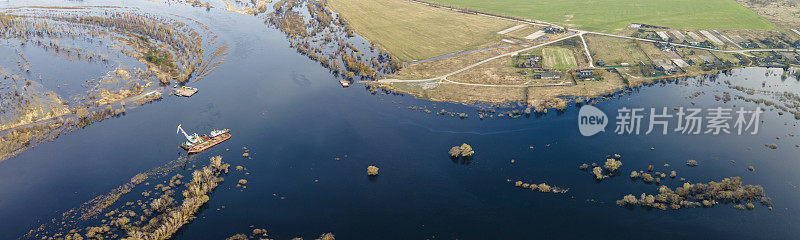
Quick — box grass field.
[584,34,650,66]
[542,47,577,69]
[425,0,775,33]
[328,0,514,62]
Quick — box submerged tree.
[686,160,699,167]
[604,158,622,171]
[367,165,379,176]
[592,167,605,180]
[448,143,475,158]
[617,177,771,211]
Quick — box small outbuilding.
[539,72,561,79]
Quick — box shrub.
[316,233,335,240]
[226,234,248,240]
[616,194,638,206]
[448,143,474,158]
[766,144,778,149]
[686,160,699,167]
[592,167,604,179]
[538,184,551,193]
[367,166,379,176]
[618,177,770,211]
[642,173,654,183]
[578,163,589,170]
[604,158,622,171]
[448,146,461,157]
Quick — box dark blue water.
[0,1,799,239]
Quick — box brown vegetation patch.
[737,0,800,29]
[29,156,231,240]
[617,177,772,211]
[512,179,568,194]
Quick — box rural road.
[378,34,580,87]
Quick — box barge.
[177,125,230,153]
[174,86,198,97]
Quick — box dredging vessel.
[177,124,230,153]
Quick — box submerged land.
[0,6,228,162]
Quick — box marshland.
[1,0,800,239]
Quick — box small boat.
[177,125,230,153]
[339,79,350,88]
[173,86,198,97]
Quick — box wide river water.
[1,1,799,239]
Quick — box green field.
[542,47,577,69]
[584,34,650,66]
[328,0,514,62]
[425,0,775,33]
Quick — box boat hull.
[182,132,231,153]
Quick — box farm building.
[517,54,542,68]
[543,27,566,34]
[577,70,595,80]
[596,60,605,67]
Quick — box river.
[0,0,799,239]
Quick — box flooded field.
[0,0,799,239]
[0,3,229,162]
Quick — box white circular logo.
[578,105,608,136]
